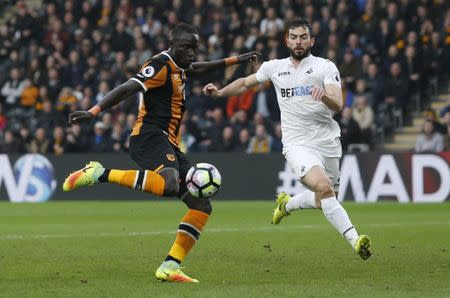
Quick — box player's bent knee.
[182,193,213,215]
[159,168,180,196]
[315,181,334,197]
[192,199,212,215]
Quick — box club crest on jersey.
[166,154,176,161]
[141,66,155,78]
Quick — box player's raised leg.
[63,163,176,197]
[302,165,372,260]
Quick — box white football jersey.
[256,55,342,157]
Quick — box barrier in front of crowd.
[0,152,449,203]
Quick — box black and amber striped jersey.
[130,52,187,148]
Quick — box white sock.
[285,190,316,212]
[321,197,359,247]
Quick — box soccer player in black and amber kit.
[63,23,261,283]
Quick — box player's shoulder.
[311,55,338,69]
[141,53,169,68]
[138,53,169,77]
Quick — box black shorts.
[129,131,192,197]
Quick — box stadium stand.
[0,0,449,154]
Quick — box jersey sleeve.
[323,60,341,88]
[255,61,272,83]
[130,60,167,92]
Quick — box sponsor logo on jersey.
[277,71,291,77]
[280,85,313,98]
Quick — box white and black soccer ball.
[185,163,222,198]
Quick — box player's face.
[286,26,314,61]
[172,33,199,69]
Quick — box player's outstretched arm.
[203,74,259,98]
[69,80,142,124]
[188,51,261,76]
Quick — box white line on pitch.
[1,221,449,240]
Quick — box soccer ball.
[185,163,222,198]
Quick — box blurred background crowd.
[0,0,449,155]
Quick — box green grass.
[0,201,449,297]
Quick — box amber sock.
[166,209,210,263]
[99,169,165,196]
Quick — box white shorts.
[283,145,341,192]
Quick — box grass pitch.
[0,201,449,297]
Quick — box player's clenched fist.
[237,51,262,64]
[202,83,219,97]
[69,111,94,124]
[310,85,325,101]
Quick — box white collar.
[288,54,314,68]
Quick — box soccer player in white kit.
[203,18,372,260]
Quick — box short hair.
[170,23,198,43]
[285,18,312,36]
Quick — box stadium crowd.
[0,0,449,155]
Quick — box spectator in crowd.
[89,121,113,152]
[0,130,21,153]
[206,108,228,151]
[235,128,251,153]
[415,120,444,153]
[351,79,374,107]
[37,100,64,134]
[340,51,360,90]
[215,126,236,152]
[404,45,423,96]
[231,109,251,135]
[111,122,125,153]
[18,126,31,152]
[335,107,361,152]
[28,127,49,154]
[423,109,447,135]
[271,122,282,152]
[364,63,384,106]
[247,124,272,154]
[49,126,66,155]
[352,95,374,147]
[383,62,409,117]
[185,82,209,118]
[65,124,88,153]
[0,0,448,154]
[259,7,283,37]
[1,67,25,110]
